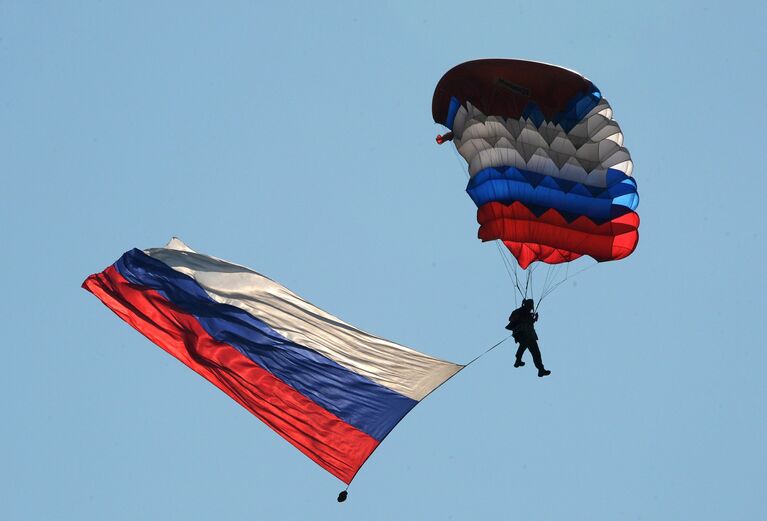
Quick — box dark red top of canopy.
[431,59,596,125]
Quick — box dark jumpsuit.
[506,307,544,371]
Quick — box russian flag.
[83,238,463,484]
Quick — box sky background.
[2,1,766,520]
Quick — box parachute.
[433,59,639,286]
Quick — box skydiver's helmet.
[522,299,534,309]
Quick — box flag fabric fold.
[83,238,463,483]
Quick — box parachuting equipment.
[433,59,639,305]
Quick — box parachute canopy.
[83,238,463,484]
[433,59,639,268]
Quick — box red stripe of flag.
[83,265,379,484]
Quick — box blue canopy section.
[467,166,638,222]
[445,96,461,129]
[553,88,602,132]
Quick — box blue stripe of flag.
[114,249,417,441]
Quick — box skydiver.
[505,299,551,377]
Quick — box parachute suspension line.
[493,241,514,282]
[537,260,597,309]
[524,262,540,300]
[512,256,522,307]
[537,266,549,309]
[508,247,524,299]
[537,263,562,310]
[542,263,581,303]
[548,264,561,294]
[494,240,524,299]
[529,264,536,302]
[523,268,531,299]
[538,270,563,307]
[495,243,525,305]
[511,252,523,307]
[542,265,555,302]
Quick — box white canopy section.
[451,100,633,186]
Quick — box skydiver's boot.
[537,368,551,377]
[514,345,526,368]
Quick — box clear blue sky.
[2,1,765,520]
